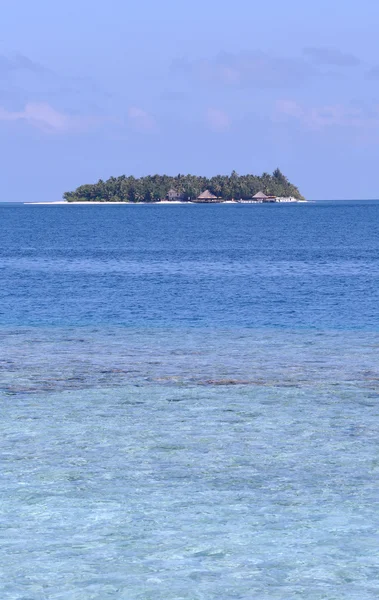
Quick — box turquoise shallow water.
[1,202,379,598]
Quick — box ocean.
[1,201,379,599]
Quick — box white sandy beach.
[27,201,228,205]
[26,199,303,205]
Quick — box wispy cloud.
[206,108,231,132]
[0,50,111,119]
[303,47,360,67]
[173,46,370,93]
[366,65,379,80]
[128,106,157,132]
[0,102,101,133]
[0,53,49,76]
[173,51,314,89]
[276,99,379,134]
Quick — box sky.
[1,0,379,200]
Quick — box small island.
[63,169,305,203]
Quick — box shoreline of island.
[27,198,306,205]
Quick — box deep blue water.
[1,201,379,330]
[1,202,379,599]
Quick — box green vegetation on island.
[63,169,304,203]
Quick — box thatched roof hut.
[252,191,277,202]
[252,191,268,200]
[193,190,219,203]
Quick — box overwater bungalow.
[239,191,277,203]
[253,191,278,202]
[253,191,268,200]
[193,190,220,203]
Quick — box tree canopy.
[63,169,304,202]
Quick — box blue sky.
[1,0,379,200]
